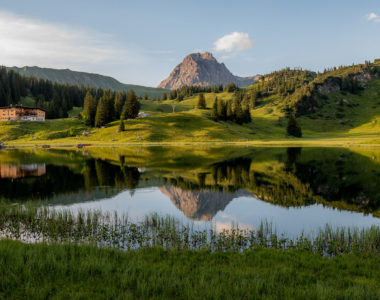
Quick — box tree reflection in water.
[1,147,380,219]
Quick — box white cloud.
[365,12,380,22]
[0,10,146,69]
[214,32,255,53]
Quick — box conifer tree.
[225,83,238,92]
[114,92,125,119]
[233,98,244,124]
[119,115,125,132]
[243,106,252,123]
[122,89,140,119]
[82,91,98,127]
[197,93,206,109]
[94,97,108,127]
[218,100,227,121]
[47,90,62,119]
[35,94,46,110]
[211,97,218,120]
[226,101,233,121]
[287,113,302,137]
[161,92,167,101]
[168,90,177,100]
[101,89,115,122]
[250,91,257,109]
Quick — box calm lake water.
[2,146,380,237]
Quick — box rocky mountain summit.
[158,52,256,90]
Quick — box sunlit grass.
[2,240,380,299]
[1,78,380,146]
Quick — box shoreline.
[4,138,380,149]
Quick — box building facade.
[0,105,45,121]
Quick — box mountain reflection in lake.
[1,146,380,236]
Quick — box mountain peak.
[201,51,215,60]
[158,52,256,90]
[187,52,215,61]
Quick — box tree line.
[208,93,251,124]
[159,83,242,102]
[82,89,140,127]
[0,66,141,123]
[0,66,90,118]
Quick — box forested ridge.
[245,60,380,115]
[0,66,140,122]
[7,66,167,98]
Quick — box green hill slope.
[2,59,380,146]
[7,66,167,98]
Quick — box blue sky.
[0,0,379,87]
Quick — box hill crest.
[7,66,167,97]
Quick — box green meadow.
[2,77,380,147]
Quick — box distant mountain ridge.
[7,66,167,97]
[158,52,257,90]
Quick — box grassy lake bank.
[2,240,380,299]
[2,204,380,299]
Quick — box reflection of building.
[0,164,46,179]
[0,105,45,121]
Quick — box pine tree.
[287,113,302,137]
[35,94,46,110]
[211,97,218,120]
[341,77,350,92]
[233,98,244,124]
[122,89,140,119]
[197,93,206,109]
[82,91,97,126]
[226,101,233,121]
[243,106,252,123]
[119,115,125,132]
[102,89,115,122]
[161,92,167,101]
[250,91,257,109]
[114,92,125,119]
[143,93,148,100]
[217,100,227,121]
[48,90,62,118]
[94,97,108,127]
[225,83,238,92]
[168,90,177,100]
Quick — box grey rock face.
[158,52,256,90]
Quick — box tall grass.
[1,203,380,255]
[3,240,380,299]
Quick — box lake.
[1,146,380,237]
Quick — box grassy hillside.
[2,60,380,146]
[7,66,168,98]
